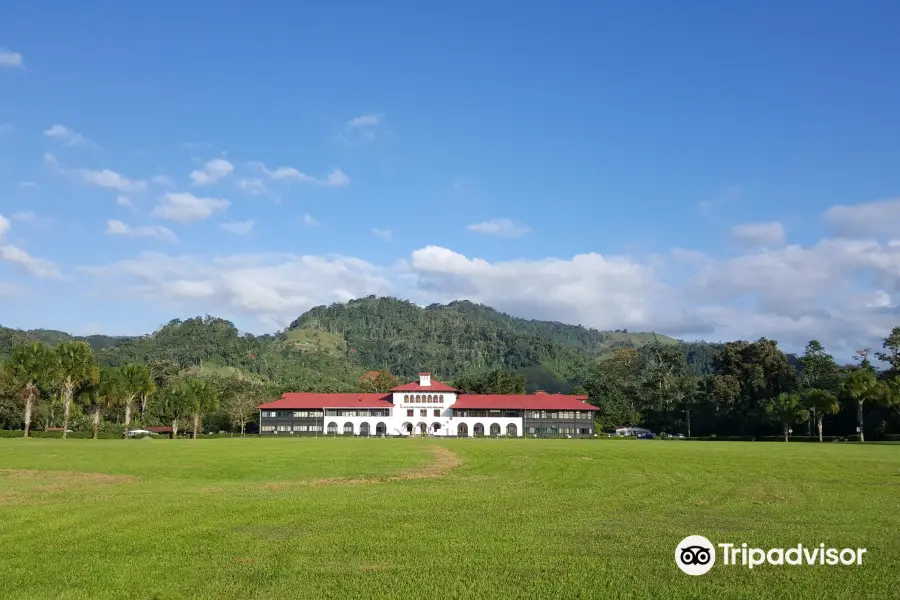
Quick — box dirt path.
[261,445,462,490]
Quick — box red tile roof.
[258,393,394,410]
[452,394,598,411]
[390,378,457,392]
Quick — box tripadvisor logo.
[675,536,867,576]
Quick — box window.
[343,422,354,434]
[407,409,414,417]
[439,395,444,402]
[262,411,277,418]
[559,411,575,420]
[277,425,291,432]
[261,425,275,432]
[293,425,307,432]
[293,411,307,418]
[420,409,427,417]
[433,409,440,417]
[416,395,421,402]
[580,428,591,435]
[404,395,410,402]
[526,411,541,419]
[326,422,338,434]
[311,411,323,417]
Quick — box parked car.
[636,431,656,439]
[126,429,155,437]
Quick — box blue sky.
[2,0,900,360]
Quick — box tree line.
[1,340,266,438]
[582,333,900,441]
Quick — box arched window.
[457,423,469,437]
[404,395,409,402]
[403,422,413,434]
[490,423,501,437]
[432,422,441,432]
[376,422,387,436]
[343,422,354,435]
[427,395,433,402]
[474,423,485,436]
[327,422,338,435]
[418,423,427,435]
[415,395,421,402]
[439,395,444,402]
[359,422,371,436]
[507,423,517,437]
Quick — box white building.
[258,373,598,438]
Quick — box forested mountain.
[1,296,719,394]
[2,295,899,440]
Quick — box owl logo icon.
[675,535,716,575]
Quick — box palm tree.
[765,392,808,442]
[92,367,123,439]
[5,342,53,437]
[186,379,219,439]
[55,341,99,439]
[843,367,878,442]
[801,388,840,442]
[119,364,154,438]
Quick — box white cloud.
[45,153,147,193]
[17,181,36,188]
[302,213,320,227]
[729,221,785,248]
[252,162,350,187]
[44,124,92,147]
[106,219,177,243]
[237,178,267,195]
[0,48,23,69]
[79,168,146,192]
[220,220,254,235]
[116,195,136,210]
[151,192,230,222]
[77,251,392,331]
[348,114,381,128]
[0,214,62,279]
[57,196,900,360]
[372,228,392,241]
[823,198,900,238]
[190,159,234,186]
[467,218,532,238]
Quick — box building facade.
[258,373,598,438]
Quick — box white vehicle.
[127,429,155,437]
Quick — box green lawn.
[1,438,898,599]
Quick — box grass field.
[1,439,898,599]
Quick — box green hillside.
[1,297,718,395]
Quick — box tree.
[875,326,900,376]
[218,375,262,436]
[158,381,191,438]
[5,342,53,437]
[185,379,219,439]
[765,392,808,442]
[798,341,841,391]
[801,388,840,442]
[119,364,154,438]
[78,367,111,439]
[357,370,399,393]
[55,341,99,439]
[843,367,879,442]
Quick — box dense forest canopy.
[1,295,899,440]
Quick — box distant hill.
[0,296,719,392]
